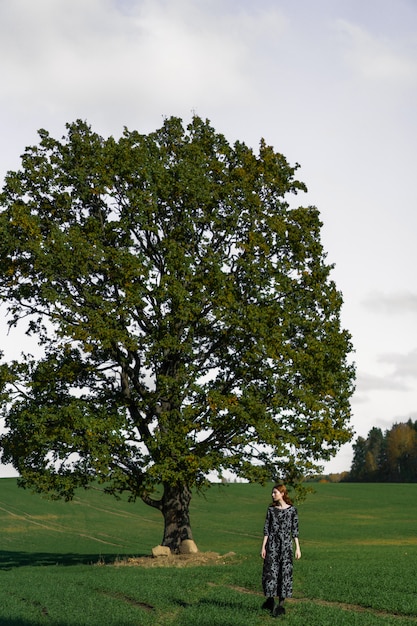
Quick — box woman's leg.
[261,596,275,610]
[272,598,286,616]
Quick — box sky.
[1,0,417,477]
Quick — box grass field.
[0,479,417,625]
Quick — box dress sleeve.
[291,507,299,538]
[263,507,271,536]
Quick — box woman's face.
[272,488,284,503]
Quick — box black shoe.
[273,603,286,617]
[261,597,275,611]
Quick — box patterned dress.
[262,505,299,599]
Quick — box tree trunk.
[160,482,194,552]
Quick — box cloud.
[352,349,417,407]
[378,348,417,379]
[355,371,411,394]
[362,291,417,315]
[0,0,289,124]
[336,18,417,86]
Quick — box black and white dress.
[262,505,299,599]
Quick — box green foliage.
[0,116,354,525]
[347,420,417,482]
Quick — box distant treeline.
[343,419,417,482]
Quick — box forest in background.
[307,420,417,484]
[345,420,417,482]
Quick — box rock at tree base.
[179,539,198,554]
[152,545,171,557]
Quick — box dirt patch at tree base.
[113,551,237,568]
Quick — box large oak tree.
[0,116,355,551]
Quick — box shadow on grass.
[0,550,147,569]
[0,617,66,626]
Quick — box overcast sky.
[1,0,416,476]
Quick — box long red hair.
[271,484,293,506]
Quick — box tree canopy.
[0,116,355,550]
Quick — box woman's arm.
[294,537,301,560]
[261,535,268,559]
[261,507,271,558]
[291,507,301,559]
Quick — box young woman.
[261,484,301,616]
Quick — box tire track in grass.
[0,494,160,547]
[290,597,417,623]
[0,503,124,547]
[71,497,158,524]
[212,584,417,622]
[96,589,154,612]
[6,592,49,621]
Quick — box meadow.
[0,479,416,625]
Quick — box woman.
[261,484,301,616]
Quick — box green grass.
[0,480,417,624]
